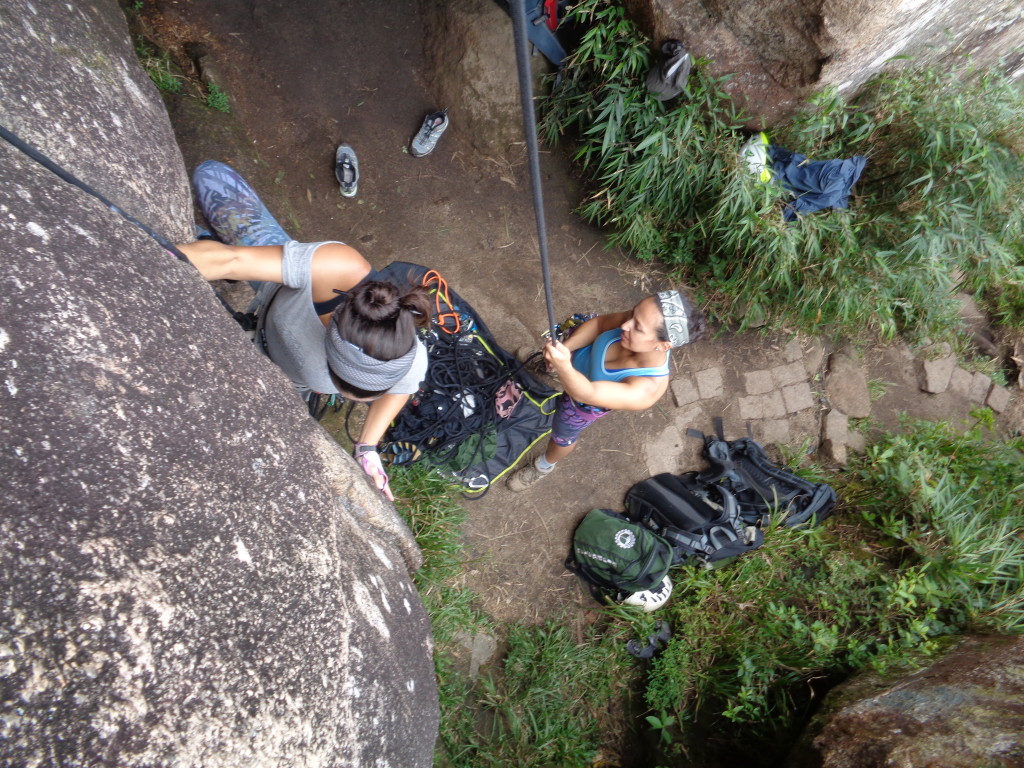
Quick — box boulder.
[787,635,1024,768]
[622,0,1024,126]
[0,2,438,766]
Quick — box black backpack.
[565,509,674,601]
[684,418,837,528]
[625,473,763,568]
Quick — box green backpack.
[566,509,674,601]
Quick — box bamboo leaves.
[540,0,1024,339]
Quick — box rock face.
[0,2,438,766]
[788,635,1024,768]
[623,0,1024,125]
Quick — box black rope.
[509,0,558,342]
[0,123,191,262]
[387,330,509,468]
[0,123,240,317]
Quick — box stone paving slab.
[744,369,775,395]
[772,361,806,388]
[987,384,1011,413]
[969,372,993,403]
[658,327,1017,474]
[782,382,815,413]
[670,376,699,407]
[696,367,724,399]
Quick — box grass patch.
[867,378,895,402]
[446,620,638,768]
[390,467,641,767]
[390,466,489,645]
[134,38,183,94]
[205,82,231,113]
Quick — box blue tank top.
[571,329,670,382]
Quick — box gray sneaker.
[506,460,553,492]
[410,110,449,157]
[335,143,359,198]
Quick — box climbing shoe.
[334,143,359,198]
[379,441,421,466]
[410,110,449,158]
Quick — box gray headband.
[657,290,690,348]
[325,324,416,392]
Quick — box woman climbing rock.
[179,161,430,501]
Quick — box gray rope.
[509,0,558,341]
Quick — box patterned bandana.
[657,290,690,348]
[325,324,416,393]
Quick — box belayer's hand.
[355,444,394,501]
[543,339,571,370]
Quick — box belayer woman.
[507,291,706,491]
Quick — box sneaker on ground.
[506,460,553,493]
[335,143,359,198]
[410,110,449,157]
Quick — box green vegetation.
[394,413,1024,766]
[127,15,232,114]
[541,0,1024,343]
[441,621,635,768]
[205,82,231,113]
[391,467,637,767]
[134,38,183,94]
[851,412,1024,635]
[390,467,489,644]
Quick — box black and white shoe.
[335,143,359,198]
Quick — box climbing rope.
[509,0,558,342]
[0,124,191,263]
[0,123,240,318]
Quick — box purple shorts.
[551,394,610,447]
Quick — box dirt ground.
[139,0,1020,630]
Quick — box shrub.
[205,82,230,113]
[850,413,1024,634]
[647,525,883,728]
[542,0,1024,341]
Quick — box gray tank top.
[261,241,427,395]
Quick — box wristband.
[353,442,377,458]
